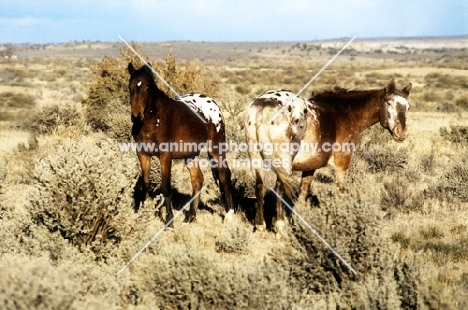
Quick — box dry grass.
[1,39,468,309]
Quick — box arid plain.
[0,37,467,309]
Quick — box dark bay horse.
[128,63,234,224]
[245,79,412,232]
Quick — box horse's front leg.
[159,153,174,225]
[185,156,204,223]
[137,152,151,199]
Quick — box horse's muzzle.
[392,126,408,142]
[392,131,408,143]
[131,113,143,123]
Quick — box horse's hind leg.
[298,170,315,207]
[185,156,204,223]
[273,178,287,234]
[254,168,267,231]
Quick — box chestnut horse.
[245,79,412,231]
[128,63,234,224]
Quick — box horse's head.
[127,62,155,123]
[380,79,412,142]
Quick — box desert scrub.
[215,224,252,254]
[122,240,295,309]
[0,253,123,309]
[30,102,83,135]
[270,185,418,309]
[439,125,468,144]
[425,158,468,203]
[356,126,409,173]
[0,91,35,109]
[29,136,139,258]
[83,44,220,140]
[381,176,424,215]
[0,91,36,122]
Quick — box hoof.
[165,214,175,227]
[224,209,235,223]
[255,223,267,232]
[274,220,288,238]
[184,214,196,223]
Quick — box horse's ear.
[128,62,135,75]
[385,78,396,93]
[143,63,153,76]
[402,82,412,97]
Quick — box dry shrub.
[436,102,457,113]
[158,52,219,97]
[425,158,468,203]
[0,254,80,309]
[424,72,466,89]
[455,97,468,111]
[29,136,139,258]
[0,91,35,109]
[0,91,36,122]
[420,151,437,174]
[439,125,468,144]
[0,253,123,310]
[271,185,419,309]
[234,83,252,95]
[30,102,83,135]
[215,224,252,254]
[0,158,6,184]
[381,177,424,215]
[83,44,219,140]
[123,241,294,309]
[357,126,409,174]
[114,182,421,309]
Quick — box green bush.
[29,137,139,258]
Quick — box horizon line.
[2,34,468,46]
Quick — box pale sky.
[1,0,467,43]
